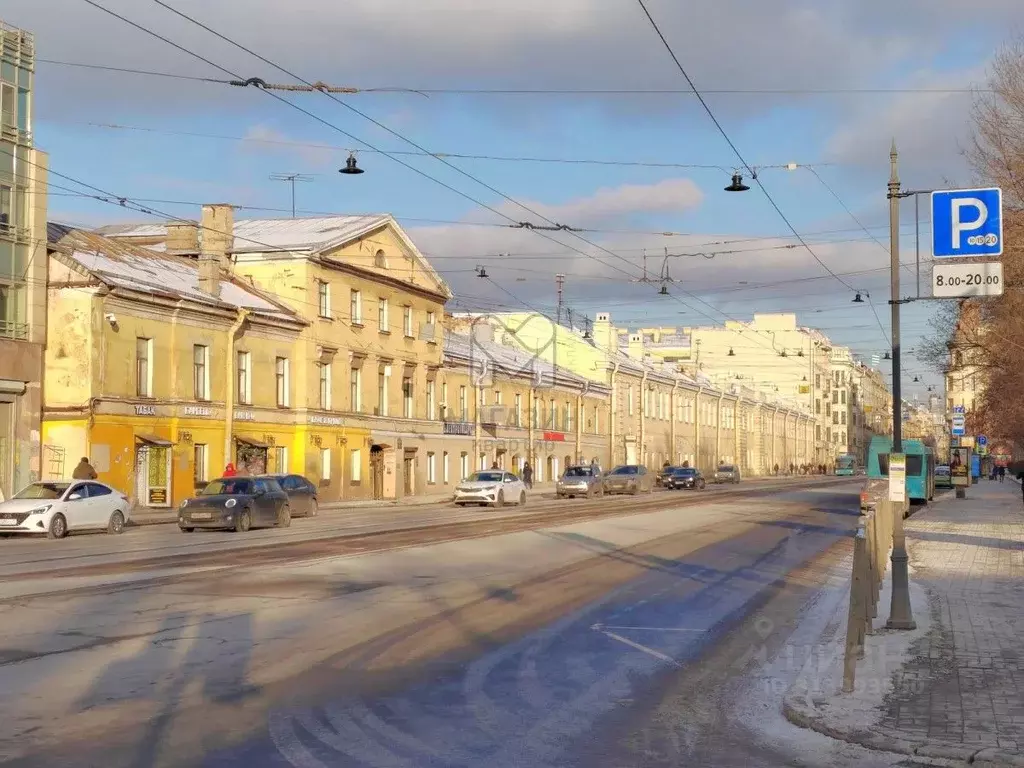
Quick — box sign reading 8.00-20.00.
[932,262,1004,298]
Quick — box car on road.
[713,464,741,484]
[0,480,130,539]
[454,471,527,507]
[657,465,680,487]
[602,465,654,495]
[665,467,707,490]
[934,465,953,489]
[556,465,605,499]
[259,473,319,517]
[179,476,291,532]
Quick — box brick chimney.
[198,204,234,296]
[166,222,199,255]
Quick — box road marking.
[592,624,706,632]
[597,630,683,667]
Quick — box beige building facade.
[0,21,47,498]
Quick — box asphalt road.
[0,480,885,768]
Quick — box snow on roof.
[101,215,393,253]
[48,225,303,322]
[444,332,606,392]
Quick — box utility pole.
[555,273,566,326]
[886,141,916,631]
[270,172,314,218]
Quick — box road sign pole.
[886,142,916,631]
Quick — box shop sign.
[542,431,566,442]
[234,410,256,421]
[309,414,343,426]
[134,404,157,416]
[182,405,215,418]
[888,453,906,503]
[148,487,167,505]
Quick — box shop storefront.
[134,433,173,507]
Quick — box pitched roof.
[100,214,394,254]
[47,224,304,323]
[444,332,607,392]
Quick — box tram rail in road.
[0,476,852,590]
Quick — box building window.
[427,452,436,484]
[350,289,362,325]
[460,452,469,480]
[459,385,467,420]
[317,280,331,318]
[403,306,414,337]
[350,367,362,412]
[514,393,522,427]
[193,344,209,401]
[549,398,557,429]
[378,297,389,333]
[350,449,361,482]
[566,401,574,431]
[0,185,10,233]
[193,444,207,486]
[841,390,847,405]
[274,445,288,474]
[443,451,450,484]
[479,452,487,470]
[235,351,252,404]
[276,357,290,407]
[320,448,332,482]
[374,249,387,268]
[136,338,153,397]
[0,83,13,130]
[378,372,389,416]
[403,377,414,418]
[426,379,436,420]
[427,311,436,327]
[319,362,332,410]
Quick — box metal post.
[886,142,916,631]
[915,194,921,299]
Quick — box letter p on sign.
[932,187,1003,258]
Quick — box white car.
[0,480,131,539]
[453,470,527,507]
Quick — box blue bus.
[836,454,857,476]
[866,436,936,503]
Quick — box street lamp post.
[886,141,916,630]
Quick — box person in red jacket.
[223,462,237,477]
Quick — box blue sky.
[14,0,1024,399]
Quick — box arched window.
[374,249,387,269]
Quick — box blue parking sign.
[931,188,1003,258]
[978,435,988,447]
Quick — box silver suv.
[713,464,741,484]
[557,466,604,499]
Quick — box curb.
[783,690,1024,766]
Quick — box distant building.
[0,21,47,498]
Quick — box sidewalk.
[785,480,1024,766]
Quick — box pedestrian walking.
[1000,465,1006,482]
[522,461,533,489]
[71,456,98,480]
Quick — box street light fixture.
[724,172,750,192]
[339,153,365,175]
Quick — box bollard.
[844,528,869,692]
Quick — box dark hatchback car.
[178,476,291,533]
[657,465,679,487]
[665,467,706,490]
[260,473,319,517]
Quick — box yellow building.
[0,21,48,498]
[105,206,453,501]
[42,220,308,510]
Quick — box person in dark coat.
[71,457,98,480]
[522,462,533,489]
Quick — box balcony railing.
[0,321,28,340]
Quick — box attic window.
[374,249,387,269]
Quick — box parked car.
[454,471,527,507]
[0,480,130,539]
[665,467,707,490]
[713,464,741,484]
[603,465,655,495]
[934,465,953,489]
[557,465,605,498]
[179,476,291,532]
[657,465,680,487]
[260,473,319,517]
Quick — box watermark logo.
[468,313,559,389]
